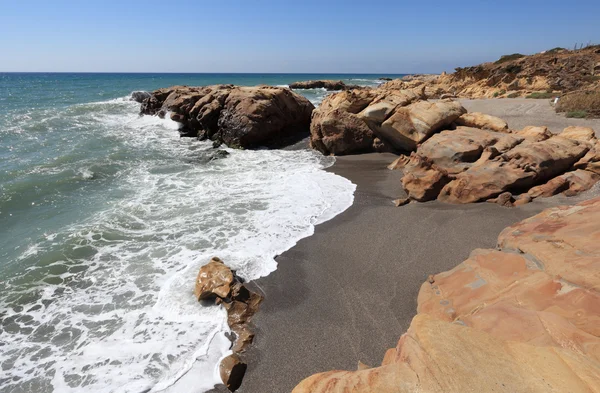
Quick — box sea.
[0,73,404,393]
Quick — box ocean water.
[0,73,402,393]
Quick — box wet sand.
[233,99,599,392]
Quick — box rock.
[194,257,234,300]
[517,125,552,141]
[393,197,410,207]
[454,112,509,132]
[219,354,247,392]
[378,100,467,151]
[293,197,600,393]
[140,85,314,149]
[401,154,450,202]
[378,77,393,81]
[289,80,360,91]
[527,169,600,198]
[487,191,514,207]
[513,194,533,206]
[387,155,410,170]
[310,109,380,155]
[130,91,151,103]
[560,126,597,142]
[415,127,522,174]
[438,136,590,203]
[574,140,600,174]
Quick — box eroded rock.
[455,112,509,132]
[219,354,247,392]
[140,85,314,149]
[293,197,600,393]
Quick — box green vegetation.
[504,65,522,74]
[526,92,556,99]
[495,53,525,64]
[493,89,506,98]
[566,111,589,118]
[556,90,600,118]
[546,47,566,54]
[583,75,600,83]
[507,92,520,98]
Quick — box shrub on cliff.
[556,90,600,118]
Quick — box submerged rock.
[140,85,314,149]
[293,197,600,393]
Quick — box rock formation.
[194,257,263,391]
[309,86,470,155]
[293,197,600,393]
[397,124,599,205]
[382,45,600,99]
[289,80,360,91]
[139,85,314,149]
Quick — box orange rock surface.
[293,198,600,393]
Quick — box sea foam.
[0,98,355,393]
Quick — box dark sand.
[223,99,600,393]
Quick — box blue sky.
[1,0,599,73]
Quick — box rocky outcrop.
[293,197,600,393]
[140,85,314,149]
[130,91,151,103]
[194,257,263,391]
[454,112,509,132]
[382,45,600,99]
[397,125,599,205]
[309,86,468,155]
[289,80,360,91]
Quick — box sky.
[1,0,599,73]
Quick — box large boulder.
[454,112,509,132]
[438,136,590,203]
[194,257,234,300]
[293,197,600,393]
[378,100,466,151]
[140,85,314,149]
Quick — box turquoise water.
[0,73,398,392]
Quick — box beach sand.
[225,99,600,393]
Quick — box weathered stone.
[393,197,410,207]
[455,112,509,132]
[378,100,467,151]
[387,155,410,170]
[487,191,514,207]
[194,257,234,300]
[560,126,597,142]
[401,154,450,202]
[130,91,151,103]
[528,169,600,198]
[574,140,600,174]
[219,354,247,392]
[140,85,314,149]
[289,80,359,91]
[517,125,552,141]
[293,197,600,393]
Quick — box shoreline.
[239,153,559,392]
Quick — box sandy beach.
[239,98,600,392]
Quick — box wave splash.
[0,98,355,393]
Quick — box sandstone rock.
[415,127,522,174]
[401,154,450,202]
[289,80,359,91]
[378,100,466,151]
[487,191,514,207]
[438,136,590,203]
[574,140,600,174]
[455,112,509,132]
[310,109,380,155]
[527,169,600,198]
[140,85,314,149]
[393,197,410,207]
[219,354,247,392]
[517,125,552,141]
[194,257,234,300]
[293,197,600,393]
[387,155,410,170]
[560,126,597,142]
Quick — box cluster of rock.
[289,80,360,91]
[293,197,600,392]
[383,45,600,99]
[139,85,314,148]
[394,121,599,206]
[194,257,263,391]
[309,86,469,155]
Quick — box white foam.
[0,97,356,393]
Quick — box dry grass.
[556,90,600,118]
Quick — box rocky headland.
[384,45,600,99]
[292,196,600,392]
[288,80,361,91]
[139,84,314,148]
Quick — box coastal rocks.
[397,122,599,205]
[289,80,360,91]
[309,87,464,155]
[194,257,263,391]
[454,112,509,132]
[130,91,151,103]
[292,197,600,393]
[140,85,314,149]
